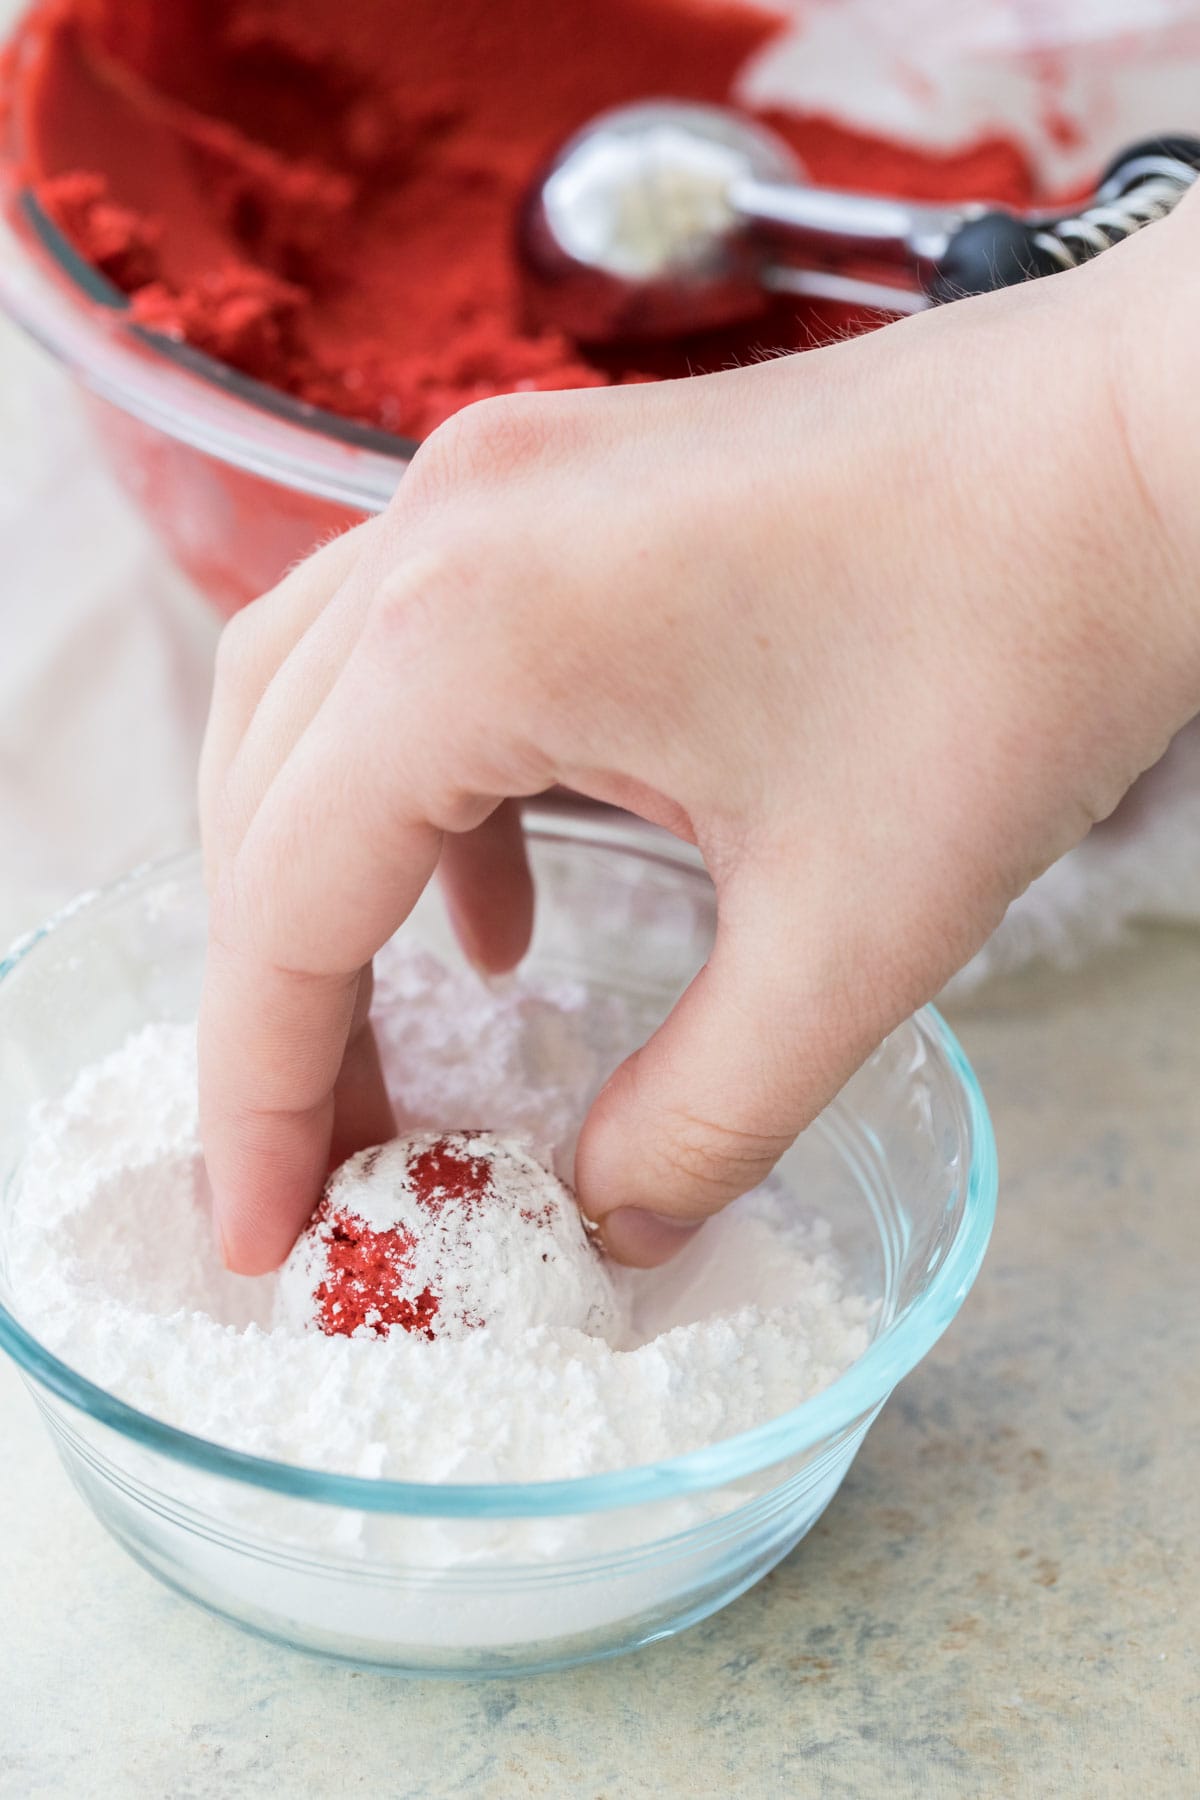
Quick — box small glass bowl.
[0,811,996,1676]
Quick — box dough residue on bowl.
[6,941,873,1485]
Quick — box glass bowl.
[7,0,1184,621]
[0,3,410,615]
[4,0,1196,618]
[0,810,996,1676]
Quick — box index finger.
[199,943,374,1273]
[200,779,443,1274]
[198,539,540,1274]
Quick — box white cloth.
[948,720,1200,992]
[742,0,1200,189]
[1,317,1196,988]
[0,320,218,946]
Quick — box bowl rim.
[0,188,409,513]
[0,823,998,1518]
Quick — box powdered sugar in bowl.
[0,809,996,1675]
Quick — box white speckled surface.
[4,933,1198,1798]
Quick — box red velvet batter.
[15,0,1037,442]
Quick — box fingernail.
[599,1208,703,1268]
[479,966,518,995]
[459,932,508,984]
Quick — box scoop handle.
[733,177,964,271]
[926,134,1200,305]
[1098,133,1200,196]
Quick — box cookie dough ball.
[275,1131,624,1343]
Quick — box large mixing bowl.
[0,134,401,614]
[2,0,1193,617]
[0,1,410,613]
[0,811,997,1676]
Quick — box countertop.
[3,929,1198,1798]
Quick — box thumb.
[575,872,892,1267]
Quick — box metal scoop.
[519,101,1200,341]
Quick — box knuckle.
[365,543,478,654]
[653,1109,795,1210]
[212,603,264,702]
[357,542,554,819]
[399,392,566,507]
[365,534,547,691]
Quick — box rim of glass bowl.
[0,820,998,1519]
[0,9,413,515]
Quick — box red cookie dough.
[11,0,1037,441]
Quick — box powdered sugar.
[5,940,873,1486]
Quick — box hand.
[199,206,1200,1275]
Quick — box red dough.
[310,1207,439,1341]
[314,1137,492,1339]
[407,1138,493,1214]
[12,0,1039,442]
[311,1139,492,1340]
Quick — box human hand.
[199,208,1200,1275]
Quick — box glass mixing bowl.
[0,811,996,1676]
[0,0,408,615]
[7,0,1189,620]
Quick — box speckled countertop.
[3,929,1197,1798]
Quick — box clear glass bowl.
[0,811,996,1676]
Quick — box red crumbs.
[37,169,163,289]
[309,1133,504,1340]
[311,1199,440,1340]
[407,1139,492,1215]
